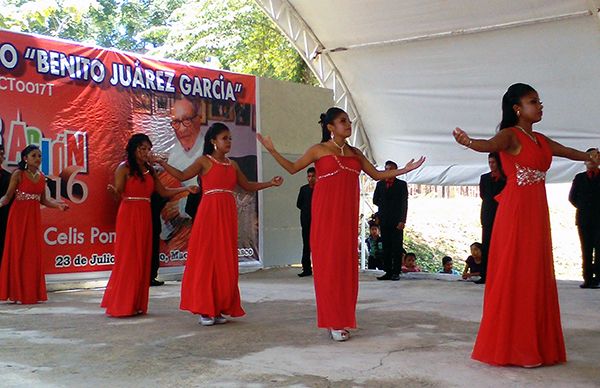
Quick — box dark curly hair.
[318,107,346,143]
[126,133,153,180]
[499,83,537,130]
[202,122,230,155]
[18,144,40,170]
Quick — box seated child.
[402,252,422,273]
[439,256,460,275]
[463,242,483,280]
[365,222,384,270]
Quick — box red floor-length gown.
[101,172,154,317]
[311,154,361,329]
[180,156,244,317]
[0,173,47,304]
[472,127,566,366]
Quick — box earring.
[24,162,28,169]
[516,111,521,117]
[213,143,217,151]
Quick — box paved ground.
[1,267,599,387]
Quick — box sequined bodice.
[15,172,45,201]
[315,154,361,181]
[500,128,552,187]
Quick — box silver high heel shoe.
[199,315,215,326]
[329,329,350,342]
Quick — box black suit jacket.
[296,184,313,227]
[373,178,408,226]
[569,171,600,228]
[479,172,506,227]
[0,168,11,216]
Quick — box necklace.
[207,154,230,165]
[330,138,347,156]
[515,125,538,144]
[27,169,40,179]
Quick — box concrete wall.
[258,77,333,267]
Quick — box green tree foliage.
[0,0,315,84]
[0,0,92,42]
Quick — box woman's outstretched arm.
[257,134,320,175]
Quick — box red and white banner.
[0,30,259,275]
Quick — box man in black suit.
[373,160,408,281]
[0,145,11,266]
[568,148,600,289]
[150,192,168,286]
[296,167,316,277]
[478,152,506,284]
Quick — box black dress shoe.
[297,271,312,277]
[377,273,392,280]
[150,279,165,287]
[579,282,596,289]
[390,274,400,281]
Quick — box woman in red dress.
[0,145,68,304]
[101,134,195,317]
[454,83,600,366]
[158,123,283,326]
[258,107,425,341]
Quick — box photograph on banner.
[0,29,259,276]
[131,94,259,267]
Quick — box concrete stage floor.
[1,267,599,387]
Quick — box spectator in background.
[366,222,384,270]
[149,192,167,286]
[402,252,422,273]
[296,167,316,277]
[374,160,408,281]
[568,147,600,289]
[0,145,12,266]
[439,256,460,275]
[478,152,506,284]
[463,242,483,280]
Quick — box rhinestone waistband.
[15,190,41,201]
[515,164,546,186]
[123,196,150,202]
[204,189,234,195]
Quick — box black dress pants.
[381,224,404,275]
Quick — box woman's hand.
[270,176,284,186]
[57,202,69,211]
[453,127,472,147]
[187,185,200,194]
[403,156,426,173]
[150,152,168,166]
[257,134,275,152]
[107,184,121,201]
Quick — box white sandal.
[329,329,350,342]
[199,315,215,326]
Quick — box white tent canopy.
[255,0,600,184]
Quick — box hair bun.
[318,113,327,124]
